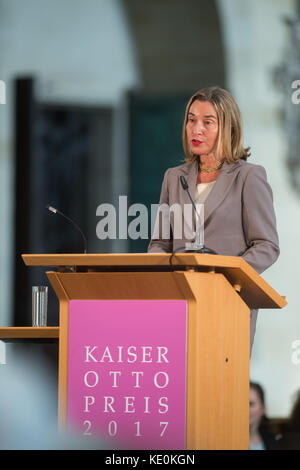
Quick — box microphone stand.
[46,205,88,254]
[179,176,217,255]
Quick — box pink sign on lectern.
[67,300,187,449]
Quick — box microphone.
[180,176,201,220]
[46,205,87,254]
[179,176,217,254]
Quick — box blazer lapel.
[177,159,243,229]
[203,160,243,223]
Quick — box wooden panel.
[46,269,249,449]
[23,252,242,267]
[0,327,59,339]
[47,272,70,428]
[22,253,287,310]
[217,266,285,310]
[54,272,186,300]
[174,272,249,450]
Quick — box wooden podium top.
[20,252,273,270]
[22,253,287,309]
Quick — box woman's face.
[249,388,265,427]
[186,100,219,157]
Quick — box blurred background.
[0,0,300,447]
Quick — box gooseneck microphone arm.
[46,205,88,254]
[179,175,203,229]
[179,176,217,255]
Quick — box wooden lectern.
[0,253,286,450]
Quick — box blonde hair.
[182,87,250,163]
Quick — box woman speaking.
[148,87,280,352]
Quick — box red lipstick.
[191,139,203,146]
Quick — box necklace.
[199,161,224,173]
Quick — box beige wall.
[0,0,140,325]
[218,0,299,417]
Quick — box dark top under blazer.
[148,159,280,350]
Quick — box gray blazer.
[148,159,280,351]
